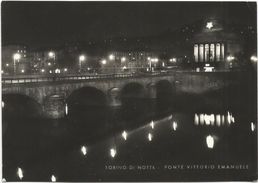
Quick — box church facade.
[192,18,243,71]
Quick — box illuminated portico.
[194,42,225,62]
[192,19,242,70]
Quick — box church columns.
[194,42,224,63]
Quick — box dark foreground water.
[2,74,257,182]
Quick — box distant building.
[2,45,29,74]
[30,49,58,74]
[192,18,243,71]
[101,51,158,73]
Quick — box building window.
[194,44,199,62]
[199,44,204,62]
[216,43,221,61]
[210,44,215,62]
[204,44,209,62]
[221,43,225,61]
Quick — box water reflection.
[194,112,235,127]
[251,122,255,132]
[110,148,117,158]
[51,175,56,182]
[150,120,154,129]
[206,135,215,149]
[122,131,127,140]
[65,103,68,115]
[172,121,178,131]
[81,146,87,156]
[17,167,23,180]
[148,133,153,141]
[2,76,257,181]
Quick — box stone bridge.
[2,72,240,118]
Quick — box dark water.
[2,73,257,182]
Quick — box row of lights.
[194,112,235,126]
[15,167,57,182]
[7,113,256,181]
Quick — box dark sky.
[1,1,257,47]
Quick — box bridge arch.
[2,93,43,119]
[107,87,121,107]
[66,86,107,107]
[120,82,146,101]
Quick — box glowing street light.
[121,57,126,62]
[79,55,86,72]
[48,62,51,66]
[21,69,25,73]
[122,131,127,140]
[109,54,115,60]
[17,167,23,180]
[250,55,258,62]
[55,68,60,74]
[51,175,56,182]
[81,145,87,156]
[110,148,117,158]
[169,58,176,62]
[64,68,68,72]
[48,51,55,58]
[101,59,107,65]
[5,63,9,67]
[41,69,45,73]
[226,55,235,62]
[13,53,21,74]
[13,53,21,60]
[206,135,214,149]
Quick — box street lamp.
[109,54,115,60]
[101,59,107,65]
[121,57,126,62]
[13,53,21,74]
[250,55,258,62]
[170,58,177,63]
[226,55,235,62]
[48,51,55,58]
[79,55,86,72]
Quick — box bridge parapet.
[2,71,242,119]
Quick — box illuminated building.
[192,18,243,71]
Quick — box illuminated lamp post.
[79,55,86,73]
[13,53,21,74]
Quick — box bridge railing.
[1,70,236,85]
[1,73,137,84]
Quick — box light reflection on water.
[194,112,235,127]
[2,82,257,181]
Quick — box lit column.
[199,44,204,62]
[216,43,221,61]
[210,44,215,62]
[194,44,199,62]
[204,44,209,62]
[221,43,225,61]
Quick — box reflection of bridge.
[2,72,239,119]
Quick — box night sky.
[1,1,257,47]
